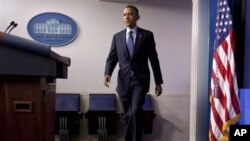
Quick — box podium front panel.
[0,77,55,141]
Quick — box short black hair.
[125,5,139,16]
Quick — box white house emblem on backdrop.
[28,12,78,47]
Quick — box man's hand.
[155,84,162,97]
[104,75,111,87]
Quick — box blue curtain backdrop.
[239,0,250,125]
[231,0,245,88]
[244,0,250,88]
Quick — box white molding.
[192,0,198,3]
[189,0,199,141]
[100,0,138,2]
[0,0,2,29]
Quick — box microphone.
[4,21,15,33]
[8,23,18,33]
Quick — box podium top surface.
[0,31,70,78]
[0,31,70,66]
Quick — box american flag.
[209,0,240,141]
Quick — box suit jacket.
[105,27,163,95]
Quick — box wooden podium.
[0,31,70,141]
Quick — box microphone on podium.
[4,21,15,33]
[8,23,18,33]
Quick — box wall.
[0,0,192,141]
[0,0,2,26]
[0,0,192,94]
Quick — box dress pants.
[119,75,146,141]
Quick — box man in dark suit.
[104,5,163,141]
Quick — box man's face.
[123,7,139,28]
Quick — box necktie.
[127,31,134,57]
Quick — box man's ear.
[137,15,140,20]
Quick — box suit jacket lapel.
[120,29,130,58]
[133,27,143,57]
